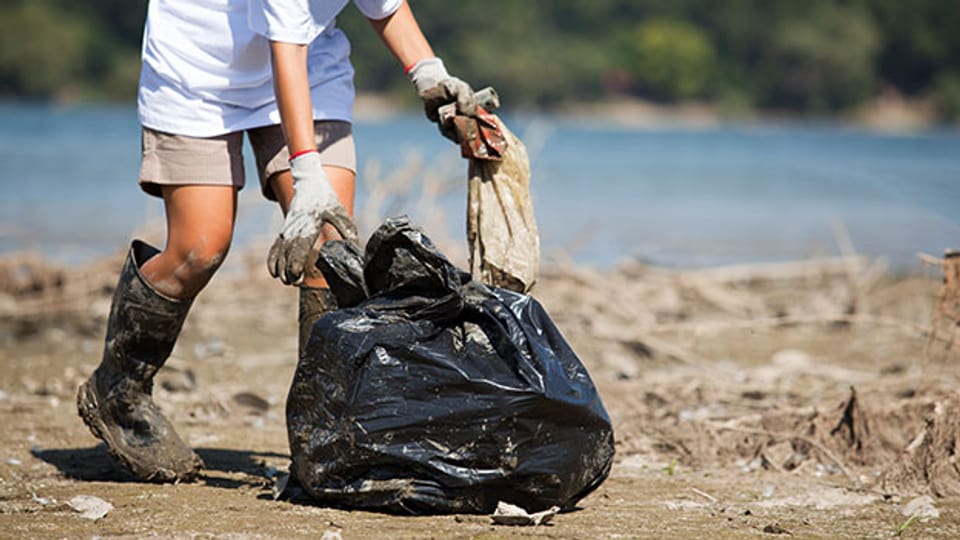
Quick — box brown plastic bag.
[466,116,539,293]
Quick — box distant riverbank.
[355,91,945,133]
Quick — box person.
[76,0,478,483]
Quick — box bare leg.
[76,184,237,483]
[141,184,239,299]
[269,166,356,288]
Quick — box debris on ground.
[490,501,559,526]
[902,495,940,521]
[66,495,113,521]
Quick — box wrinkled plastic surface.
[287,217,613,515]
[464,115,540,293]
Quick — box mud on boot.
[77,240,203,482]
[298,286,339,357]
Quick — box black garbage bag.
[286,217,614,514]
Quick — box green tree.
[933,71,960,123]
[757,5,879,111]
[0,1,92,98]
[624,18,715,101]
[866,0,960,95]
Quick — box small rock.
[194,338,226,359]
[67,495,113,521]
[159,367,196,393]
[762,522,791,535]
[6,458,21,466]
[38,378,64,396]
[490,501,559,526]
[233,392,270,414]
[903,495,939,521]
[46,327,67,343]
[771,349,811,370]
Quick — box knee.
[173,239,230,283]
[146,238,231,299]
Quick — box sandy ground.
[1,244,959,539]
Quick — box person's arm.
[366,0,477,137]
[269,41,315,156]
[365,0,433,71]
[266,39,356,285]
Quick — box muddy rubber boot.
[76,240,204,483]
[277,286,338,502]
[298,287,338,357]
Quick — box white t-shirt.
[138,0,402,137]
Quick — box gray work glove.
[408,57,477,142]
[268,151,357,285]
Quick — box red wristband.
[289,148,318,162]
[404,61,418,74]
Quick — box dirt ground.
[1,244,959,539]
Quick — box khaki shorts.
[139,121,355,201]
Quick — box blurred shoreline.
[354,91,943,133]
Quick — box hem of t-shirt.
[255,25,321,45]
[355,0,403,20]
[139,112,354,138]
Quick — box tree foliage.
[3,0,959,119]
[625,18,715,101]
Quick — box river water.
[1,104,957,271]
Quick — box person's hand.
[268,151,357,285]
[408,57,477,142]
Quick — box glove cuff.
[408,57,449,94]
[289,151,325,184]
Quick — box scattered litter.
[691,487,718,503]
[762,485,776,499]
[273,471,310,503]
[664,500,706,511]
[902,495,939,521]
[6,458,21,466]
[319,530,342,540]
[31,493,53,506]
[490,501,559,526]
[272,472,289,500]
[67,495,113,521]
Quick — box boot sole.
[76,380,203,483]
